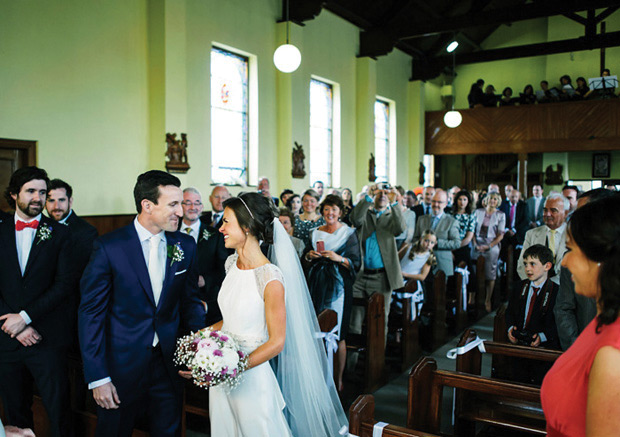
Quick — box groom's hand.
[93,382,121,409]
[16,327,42,347]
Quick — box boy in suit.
[506,244,559,383]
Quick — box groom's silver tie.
[149,234,164,346]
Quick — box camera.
[378,182,391,190]
[512,329,536,346]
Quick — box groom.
[78,170,206,436]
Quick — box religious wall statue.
[165,132,190,173]
[418,162,425,185]
[545,163,564,186]
[292,141,306,178]
[368,153,376,182]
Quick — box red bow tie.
[15,220,39,231]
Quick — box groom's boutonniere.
[201,229,214,242]
[36,223,52,245]
[167,242,184,266]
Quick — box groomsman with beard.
[0,167,74,437]
[46,178,98,274]
[179,187,231,325]
[79,170,205,437]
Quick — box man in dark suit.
[0,167,75,437]
[78,170,206,437]
[412,186,434,217]
[179,187,231,325]
[500,189,528,247]
[46,178,98,273]
[201,185,230,228]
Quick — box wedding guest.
[499,87,515,106]
[412,186,435,217]
[341,187,354,222]
[527,184,545,228]
[561,185,579,215]
[258,177,279,206]
[500,189,528,249]
[446,185,460,210]
[204,185,231,228]
[559,75,574,100]
[488,183,500,194]
[349,184,406,351]
[312,180,325,199]
[46,178,98,273]
[413,190,461,277]
[304,195,360,392]
[293,189,325,246]
[519,84,536,105]
[451,190,476,267]
[481,85,498,107]
[79,170,205,437]
[286,193,302,216]
[278,208,305,257]
[395,185,416,249]
[541,195,620,436]
[0,167,74,437]
[574,77,589,100]
[518,193,569,285]
[554,188,616,351]
[473,192,506,312]
[404,190,418,209]
[180,187,231,324]
[468,79,484,108]
[279,189,294,207]
[395,230,437,319]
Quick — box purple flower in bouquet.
[220,334,229,342]
[209,331,219,339]
[213,349,223,357]
[221,367,228,376]
[237,350,245,358]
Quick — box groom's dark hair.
[134,170,181,213]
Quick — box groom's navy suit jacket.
[78,223,206,402]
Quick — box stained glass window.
[211,47,249,184]
[310,79,333,186]
[374,99,390,183]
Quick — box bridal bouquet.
[174,329,249,389]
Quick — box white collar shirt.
[181,220,201,243]
[134,217,167,275]
[58,209,73,225]
[15,213,42,276]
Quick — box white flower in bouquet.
[221,347,240,371]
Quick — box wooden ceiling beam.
[399,0,620,39]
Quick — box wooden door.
[0,138,37,213]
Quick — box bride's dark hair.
[223,192,279,244]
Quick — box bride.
[182,192,348,436]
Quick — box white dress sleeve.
[254,264,285,300]
[225,253,238,274]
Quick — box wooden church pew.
[349,394,439,437]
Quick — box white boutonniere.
[36,223,52,245]
[201,229,214,242]
[167,242,185,266]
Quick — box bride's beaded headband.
[238,197,254,219]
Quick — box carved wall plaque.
[165,133,190,173]
[292,141,306,178]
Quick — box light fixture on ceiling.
[446,41,459,53]
[273,0,301,73]
[444,38,462,128]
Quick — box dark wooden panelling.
[82,214,135,236]
[426,99,620,155]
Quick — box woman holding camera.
[541,195,620,436]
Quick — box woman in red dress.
[541,194,620,436]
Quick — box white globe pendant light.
[274,43,301,73]
[274,0,301,73]
[444,110,462,128]
[444,38,462,128]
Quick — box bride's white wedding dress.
[209,254,292,436]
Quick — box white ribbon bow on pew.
[454,266,470,311]
[315,325,339,377]
[348,421,387,437]
[445,336,486,359]
[400,289,424,321]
